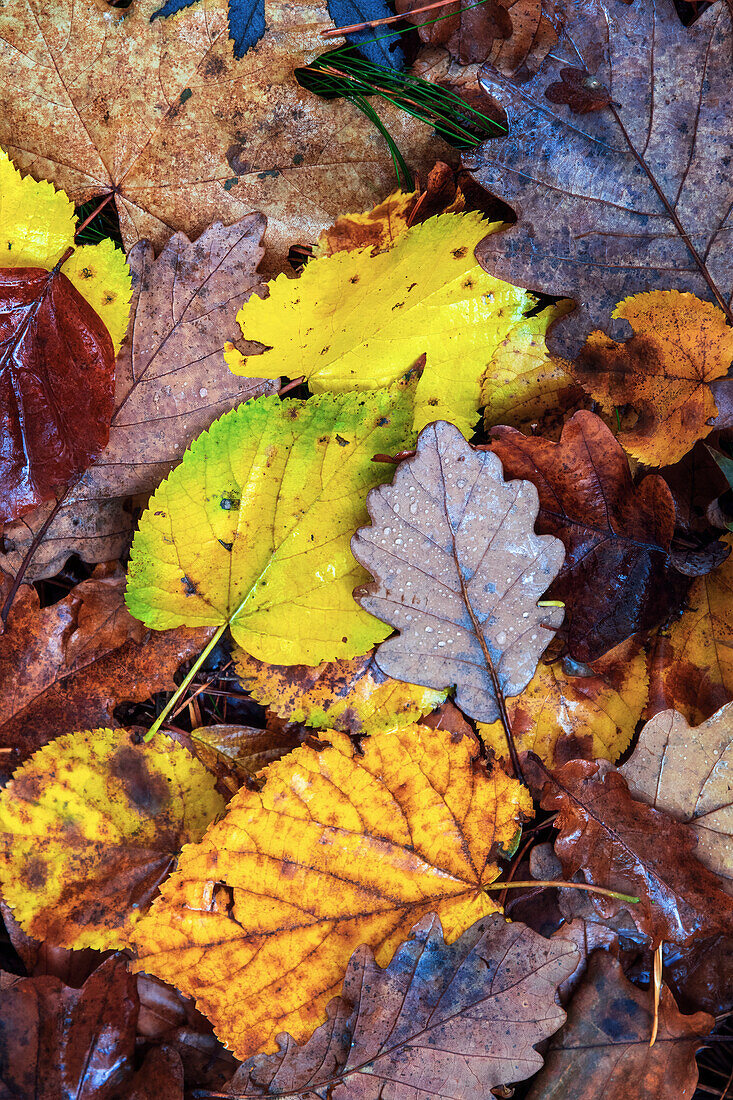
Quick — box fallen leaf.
[0,150,131,523]
[620,703,733,895]
[152,0,266,58]
[549,918,618,1003]
[663,934,733,1017]
[0,728,224,949]
[0,0,448,270]
[125,387,414,665]
[526,756,733,947]
[0,955,138,1099]
[131,723,533,1058]
[233,647,446,735]
[120,1046,184,1100]
[225,913,579,1098]
[421,699,475,739]
[477,637,648,769]
[646,534,733,725]
[0,216,275,582]
[525,953,713,1100]
[190,722,311,785]
[224,211,559,435]
[472,0,733,357]
[489,410,689,661]
[351,419,565,727]
[571,292,733,466]
[544,65,612,113]
[327,0,405,67]
[0,563,213,774]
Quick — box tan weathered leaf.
[189,723,311,784]
[351,420,565,725]
[225,913,579,1098]
[620,703,733,895]
[0,0,448,269]
[0,218,275,581]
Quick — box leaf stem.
[485,880,640,904]
[74,192,115,241]
[144,622,228,742]
[1,489,70,624]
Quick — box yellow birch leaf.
[224,212,555,436]
[477,638,648,769]
[125,387,414,665]
[131,723,533,1059]
[233,646,446,735]
[0,728,224,950]
[0,149,131,351]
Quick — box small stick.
[650,942,663,1047]
[74,192,115,240]
[278,375,306,397]
[322,0,459,38]
[485,880,640,904]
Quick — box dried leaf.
[620,703,733,895]
[571,292,733,466]
[0,217,275,582]
[0,955,138,1099]
[0,0,448,269]
[132,723,533,1059]
[525,953,713,1100]
[190,723,311,781]
[225,212,558,436]
[647,534,733,725]
[526,756,733,947]
[0,728,224,949]
[120,1046,184,1100]
[126,388,414,666]
[489,411,689,661]
[472,0,733,357]
[477,637,648,769]
[351,419,565,725]
[225,913,579,1098]
[0,563,213,774]
[233,647,446,736]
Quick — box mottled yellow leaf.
[0,728,224,950]
[233,646,446,735]
[131,723,533,1059]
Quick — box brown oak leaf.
[526,756,733,947]
[488,410,689,661]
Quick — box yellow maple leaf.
[0,149,131,351]
[125,387,414,665]
[571,291,733,466]
[225,212,557,436]
[478,638,648,768]
[0,728,224,950]
[131,723,533,1059]
[234,646,446,735]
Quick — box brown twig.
[74,192,115,240]
[322,0,459,38]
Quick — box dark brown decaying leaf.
[0,955,138,1099]
[525,756,733,947]
[544,66,612,113]
[525,953,714,1100]
[395,0,512,63]
[352,420,565,726]
[471,0,733,357]
[189,722,311,792]
[0,563,212,775]
[488,411,689,661]
[119,1045,184,1100]
[0,218,276,582]
[224,913,579,1098]
[0,265,115,524]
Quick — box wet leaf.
[0,728,224,949]
[190,723,311,786]
[131,723,533,1059]
[647,534,733,725]
[0,0,447,270]
[126,388,414,665]
[0,150,131,523]
[0,216,276,582]
[620,702,733,895]
[0,563,212,775]
[351,419,565,725]
[477,637,648,769]
[233,647,446,736]
[327,0,404,67]
[225,913,579,1098]
[0,955,138,1099]
[472,0,733,357]
[571,292,733,466]
[526,756,733,947]
[224,212,559,436]
[525,953,713,1100]
[489,410,689,661]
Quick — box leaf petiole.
[144,622,228,741]
[485,879,640,904]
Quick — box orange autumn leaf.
[571,291,733,465]
[477,638,648,769]
[0,729,224,950]
[131,723,532,1060]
